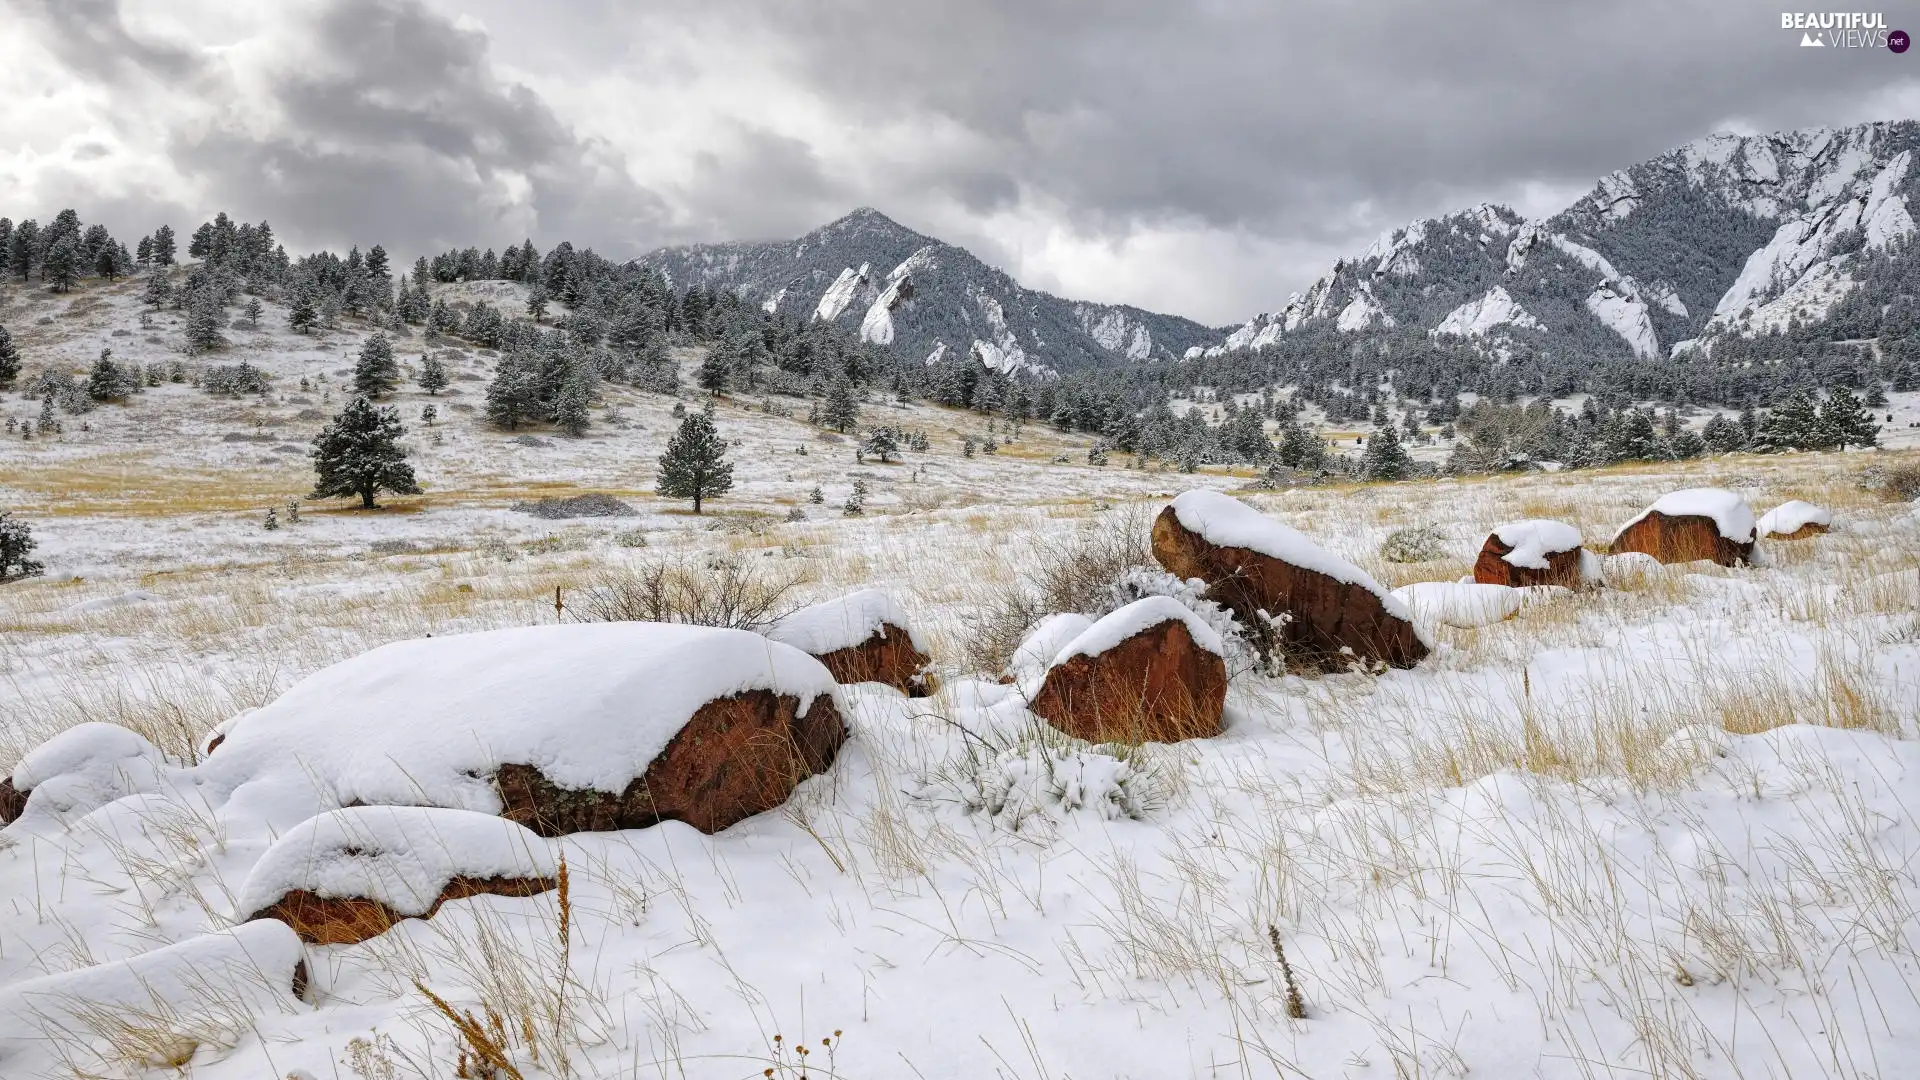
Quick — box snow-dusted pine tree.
[1818,386,1878,450]
[419,353,448,395]
[656,405,733,514]
[309,397,420,509]
[1752,389,1822,452]
[1360,421,1413,480]
[353,333,400,399]
[0,511,43,582]
[0,325,18,390]
[820,374,860,433]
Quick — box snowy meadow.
[1,278,1919,1080]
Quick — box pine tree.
[655,405,733,513]
[43,236,79,293]
[143,272,172,309]
[288,286,318,334]
[1276,420,1325,470]
[697,347,730,396]
[552,365,593,436]
[821,374,860,433]
[485,354,536,430]
[185,291,224,353]
[263,507,279,531]
[0,325,18,390]
[86,350,133,402]
[1701,414,1746,454]
[353,332,400,398]
[0,511,44,582]
[860,426,900,463]
[150,224,176,266]
[419,353,448,394]
[526,284,549,322]
[843,478,868,517]
[1817,386,1879,450]
[1360,421,1412,480]
[308,397,421,509]
[1752,389,1822,452]
[244,297,262,327]
[1603,409,1659,463]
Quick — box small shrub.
[1379,525,1447,563]
[567,554,806,631]
[1880,460,1920,502]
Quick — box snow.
[1757,499,1832,536]
[760,286,786,315]
[7,722,170,829]
[236,805,555,919]
[1007,612,1094,682]
[858,276,906,345]
[1587,169,1640,219]
[1491,519,1583,569]
[1050,595,1225,664]
[1583,285,1660,359]
[209,623,840,822]
[1078,307,1156,360]
[1167,490,1403,607]
[0,922,307,1078]
[1390,581,1521,628]
[61,589,162,614]
[766,587,928,655]
[1335,283,1393,331]
[812,264,868,322]
[1614,488,1757,544]
[1708,151,1916,337]
[1433,286,1544,338]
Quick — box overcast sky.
[4,0,1918,324]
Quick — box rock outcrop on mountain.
[636,208,1218,374]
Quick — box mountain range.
[637,120,1920,373]
[634,208,1217,374]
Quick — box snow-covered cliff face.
[637,208,1215,373]
[1191,120,1920,362]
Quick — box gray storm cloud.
[4,0,1916,322]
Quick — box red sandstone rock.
[1029,608,1227,744]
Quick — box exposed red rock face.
[0,779,23,826]
[1473,534,1586,589]
[1029,618,1227,744]
[252,876,557,946]
[1609,512,1755,566]
[1151,506,1428,672]
[810,627,934,696]
[1766,522,1829,541]
[494,690,847,837]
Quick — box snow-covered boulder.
[1151,490,1430,671]
[1756,500,1832,540]
[209,623,847,837]
[1029,597,1228,744]
[1006,613,1096,685]
[766,588,934,696]
[1474,519,1591,589]
[1390,582,1523,629]
[0,722,172,828]
[0,921,308,1077]
[239,806,557,945]
[1609,489,1757,567]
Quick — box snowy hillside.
[1195,121,1920,362]
[637,208,1219,373]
